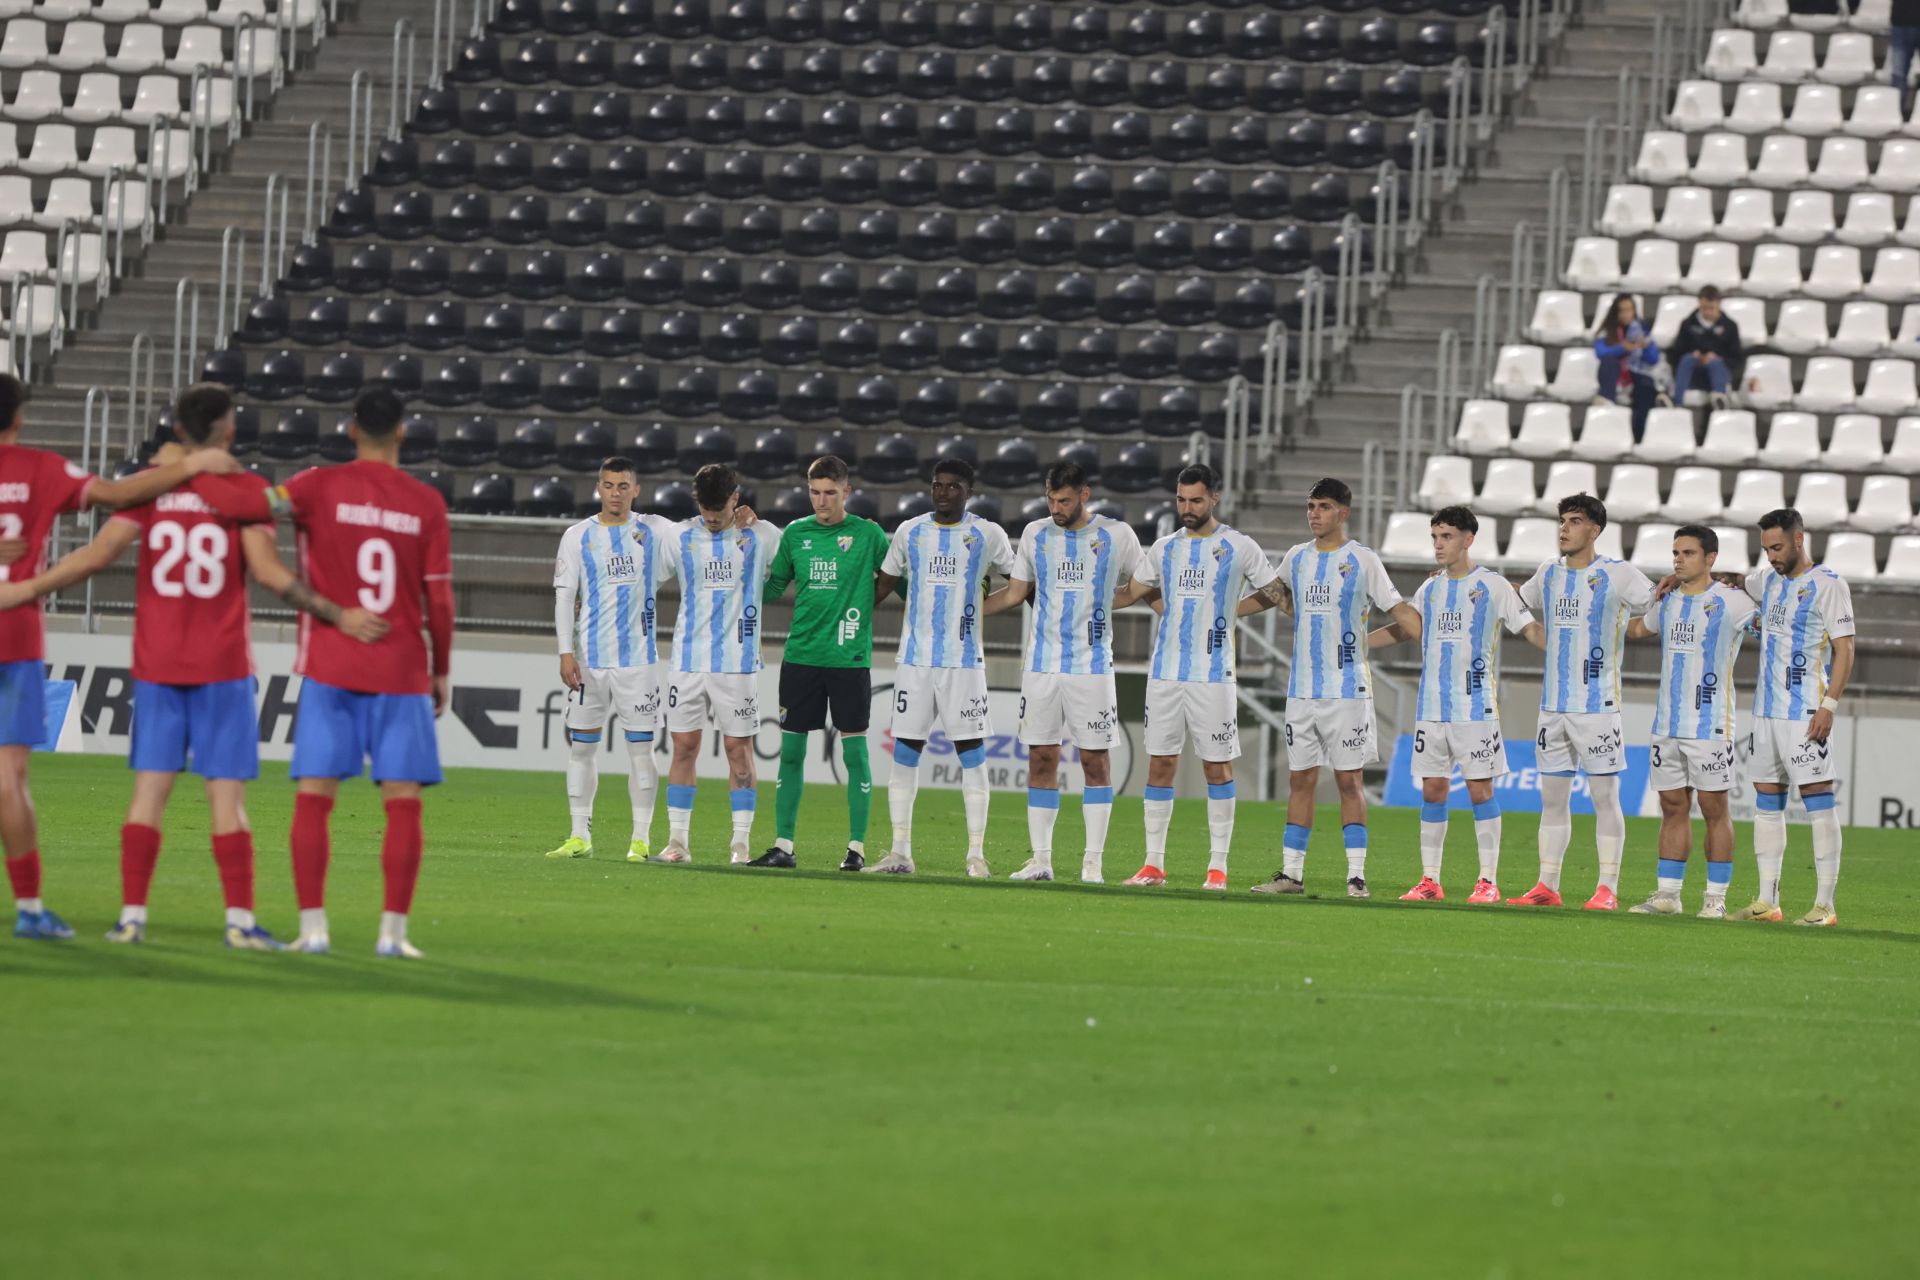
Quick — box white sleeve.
[1742,563,1768,604]
[553,527,581,656]
[755,522,781,585]
[881,524,909,576]
[1728,591,1758,633]
[1823,575,1857,640]
[1617,563,1657,613]
[1114,523,1143,582]
[1134,538,1163,588]
[1011,525,1037,583]
[1499,578,1535,634]
[989,523,1016,576]
[1518,562,1546,611]
[648,515,680,586]
[1363,548,1403,609]
[1240,534,1280,592]
[1404,579,1429,620]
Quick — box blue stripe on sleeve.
[581,527,603,669]
[1057,527,1078,676]
[1337,549,1361,699]
[962,518,987,669]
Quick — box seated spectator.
[1593,293,1660,441]
[1666,284,1742,413]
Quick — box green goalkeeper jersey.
[764,514,891,668]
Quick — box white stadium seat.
[1730,82,1786,133]
[1845,86,1906,137]
[1634,131,1692,183]
[154,0,212,24]
[1454,400,1512,455]
[127,74,182,125]
[1501,517,1558,571]
[1698,410,1761,465]
[1742,242,1805,297]
[1705,29,1759,80]
[1822,531,1881,580]
[1770,299,1832,354]
[35,0,89,16]
[1901,200,1920,249]
[1838,192,1898,245]
[1832,301,1893,355]
[1722,295,1771,344]
[1851,0,1893,32]
[1793,471,1852,529]
[1599,184,1656,237]
[1490,345,1547,400]
[0,122,15,167]
[1857,358,1919,414]
[168,24,228,72]
[1864,247,1920,300]
[1716,188,1778,241]
[1812,135,1871,188]
[1476,457,1539,517]
[1381,512,1436,563]
[1889,417,1920,472]
[1620,239,1683,291]
[1743,354,1797,408]
[0,281,62,338]
[1639,408,1699,463]
[1871,138,1920,191]
[0,17,47,68]
[71,72,131,124]
[1527,291,1589,346]
[1656,186,1718,239]
[1894,306,1920,356]
[1602,463,1663,523]
[1547,347,1600,403]
[1595,523,1626,561]
[1664,466,1728,522]
[1795,356,1859,412]
[1649,294,1694,348]
[1670,81,1729,131]
[1418,455,1475,508]
[0,174,31,221]
[1806,246,1864,299]
[1712,527,1754,574]
[1759,412,1823,468]
[1513,402,1573,459]
[1777,190,1836,243]
[1684,240,1744,291]
[0,229,45,278]
[1564,236,1622,291]
[96,0,154,18]
[1572,402,1635,460]
[18,122,75,176]
[1817,32,1879,84]
[1882,534,1920,581]
[1631,522,1680,575]
[1785,87,1844,138]
[1758,30,1818,81]
[104,23,167,73]
[6,69,65,120]
[1736,0,1789,24]
[1539,460,1598,512]
[34,176,94,229]
[1724,468,1787,525]
[1692,132,1752,184]
[1827,415,1888,469]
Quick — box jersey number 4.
[149,521,228,598]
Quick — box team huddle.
[0,372,1860,952]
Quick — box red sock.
[120,823,162,907]
[211,830,254,911]
[381,797,423,915]
[5,849,40,900]
[291,793,334,911]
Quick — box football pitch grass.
[4,757,1916,1279]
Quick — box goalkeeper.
[751,456,893,871]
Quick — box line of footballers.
[546,446,1855,927]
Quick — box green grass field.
[4,756,1916,1279]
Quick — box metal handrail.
[391,19,417,141]
[218,227,247,348]
[1507,220,1536,341]
[303,120,331,244]
[1470,273,1502,392]
[126,333,156,456]
[1258,320,1289,457]
[259,173,289,296]
[79,386,110,631]
[172,277,200,401]
[8,272,30,382]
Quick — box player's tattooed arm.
[1111,577,1159,609]
[981,578,1031,615]
[1368,602,1423,648]
[0,518,137,608]
[1235,579,1289,616]
[240,526,389,643]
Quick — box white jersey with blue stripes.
[1647,582,1755,740]
[1012,514,1143,676]
[1744,561,1855,721]
[668,519,781,675]
[1519,557,1656,715]
[883,512,1017,670]
[553,513,681,670]
[1277,539,1403,701]
[1410,565,1534,723]
[1136,524,1277,684]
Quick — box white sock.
[1474,815,1502,883]
[729,788,755,848]
[1082,785,1113,857]
[1810,801,1842,908]
[299,906,328,936]
[121,903,149,925]
[1343,824,1367,881]
[960,755,989,858]
[667,782,694,847]
[889,744,921,857]
[1419,817,1447,881]
[1590,774,1625,893]
[224,907,254,929]
[1754,805,1787,904]
[1538,774,1573,891]
[775,837,794,854]
[626,733,658,847]
[567,734,599,841]
[1143,786,1173,869]
[378,910,407,944]
[1657,869,1684,895]
[1027,788,1058,869]
[1206,782,1235,873]
[17,896,42,913]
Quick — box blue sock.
[1706,860,1732,889]
[1656,857,1687,891]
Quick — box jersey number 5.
[357,537,396,612]
[149,521,228,598]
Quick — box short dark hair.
[1557,493,1607,529]
[351,388,405,437]
[1673,523,1718,554]
[1175,463,1219,492]
[1757,507,1803,535]
[599,455,636,477]
[932,456,975,487]
[1430,505,1478,535]
[807,455,850,485]
[1044,461,1089,492]
[693,462,738,511]
[0,373,27,430]
[1696,284,1722,303]
[174,383,235,444]
[1308,477,1352,506]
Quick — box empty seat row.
[1667,79,1920,138]
[1555,240,1920,299]
[0,171,148,230]
[282,242,1321,329]
[1701,28,1880,85]
[1731,0,1893,33]
[0,68,235,126]
[0,119,192,178]
[202,347,1223,434]
[1420,453,1916,532]
[0,19,277,73]
[1634,130,1920,189]
[236,297,1268,382]
[0,0,321,27]
[484,0,1493,63]
[0,224,105,282]
[1599,185,1920,246]
[1456,400,1920,473]
[410,85,1421,169]
[448,37,1457,117]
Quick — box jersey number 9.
[357,537,396,612]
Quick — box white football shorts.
[1285,697,1377,771]
[890,664,992,741]
[567,664,662,734]
[1535,710,1625,776]
[1143,677,1239,762]
[1410,719,1510,781]
[666,671,761,737]
[1018,670,1120,749]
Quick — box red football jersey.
[0,443,96,664]
[278,461,452,694]
[113,471,274,686]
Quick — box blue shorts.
[290,678,443,785]
[130,678,260,780]
[0,659,45,747]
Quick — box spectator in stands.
[1593,293,1660,441]
[1893,0,1920,112]
[1665,284,1742,414]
